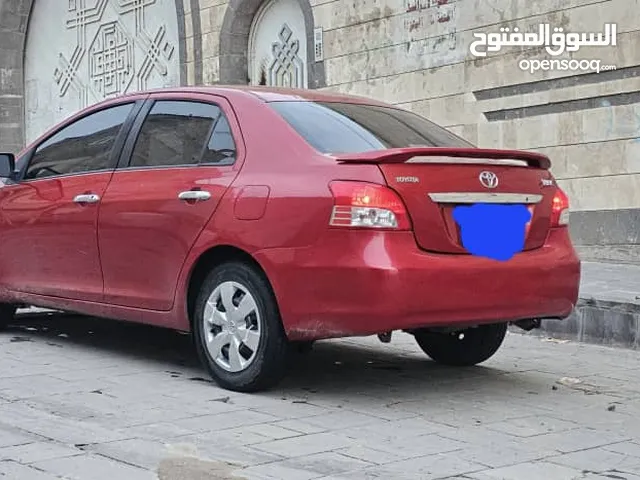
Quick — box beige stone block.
[200,7,213,34]
[185,36,195,63]
[462,123,479,145]
[202,4,228,33]
[183,0,191,15]
[187,61,196,85]
[202,56,220,85]
[500,120,518,148]
[447,125,465,137]
[558,173,640,211]
[324,36,466,85]
[459,0,608,28]
[558,113,583,146]
[312,0,405,32]
[199,0,229,9]
[322,3,460,59]
[335,62,467,105]
[537,139,640,180]
[420,94,466,127]
[579,104,639,145]
[476,121,502,149]
[512,115,558,150]
[201,31,220,58]
[184,12,194,38]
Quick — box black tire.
[192,262,289,392]
[291,341,315,355]
[414,322,508,366]
[0,304,17,331]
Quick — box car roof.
[102,85,392,107]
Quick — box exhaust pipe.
[513,318,541,331]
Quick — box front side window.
[269,101,474,154]
[25,103,134,180]
[130,100,237,168]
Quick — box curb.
[512,297,640,349]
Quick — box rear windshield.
[269,101,474,154]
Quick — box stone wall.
[1,0,639,261]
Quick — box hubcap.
[203,281,261,373]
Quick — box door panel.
[98,96,244,310]
[0,101,139,301]
[0,174,112,300]
[98,167,237,309]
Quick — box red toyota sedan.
[0,86,580,392]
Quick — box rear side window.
[130,100,236,168]
[269,101,473,154]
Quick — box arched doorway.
[218,0,325,89]
[248,0,308,88]
[23,0,183,143]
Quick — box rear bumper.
[255,228,581,341]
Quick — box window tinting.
[201,115,237,165]
[270,101,474,154]
[25,103,134,180]
[130,101,225,168]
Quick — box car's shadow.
[3,311,544,399]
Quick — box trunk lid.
[333,147,556,254]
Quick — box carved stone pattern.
[89,22,134,97]
[54,0,175,106]
[268,24,304,88]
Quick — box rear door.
[97,94,243,310]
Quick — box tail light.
[550,187,570,227]
[328,181,411,230]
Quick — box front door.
[0,102,138,301]
[97,95,242,310]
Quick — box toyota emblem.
[479,171,499,189]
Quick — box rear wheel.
[413,323,507,366]
[192,262,289,392]
[0,304,17,331]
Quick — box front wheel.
[413,323,508,366]
[0,305,17,331]
[192,262,289,392]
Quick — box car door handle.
[73,194,100,204]
[178,190,211,202]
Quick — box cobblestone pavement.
[1,313,640,480]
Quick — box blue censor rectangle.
[453,203,532,262]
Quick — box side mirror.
[0,153,15,178]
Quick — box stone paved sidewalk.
[1,314,640,479]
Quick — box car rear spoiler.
[331,147,551,170]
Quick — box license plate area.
[451,202,534,261]
[432,192,541,252]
